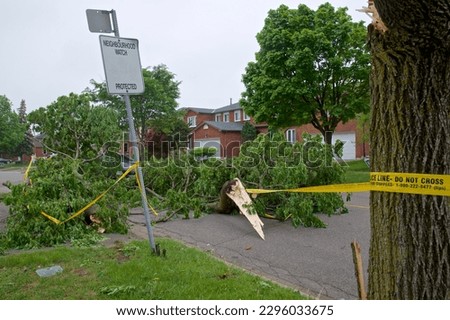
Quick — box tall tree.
[14,99,33,157]
[367,0,449,299]
[90,64,182,158]
[0,95,27,155]
[241,3,370,144]
[28,93,121,161]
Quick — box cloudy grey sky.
[1,1,369,113]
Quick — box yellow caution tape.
[23,155,35,182]
[247,172,450,197]
[40,161,158,225]
[369,172,450,197]
[135,169,159,217]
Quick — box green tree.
[241,122,258,142]
[241,3,370,144]
[356,112,370,158]
[28,93,121,161]
[14,99,33,158]
[0,95,27,155]
[368,0,449,299]
[90,65,182,158]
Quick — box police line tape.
[27,159,449,225]
[23,159,158,225]
[246,172,450,197]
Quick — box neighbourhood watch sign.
[99,35,144,95]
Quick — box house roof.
[184,107,214,114]
[184,102,243,115]
[214,102,241,113]
[203,121,244,132]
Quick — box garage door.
[195,139,221,158]
[332,132,356,160]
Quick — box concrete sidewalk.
[129,192,370,300]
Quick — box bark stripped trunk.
[368,0,450,299]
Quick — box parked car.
[0,158,11,167]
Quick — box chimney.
[230,98,232,105]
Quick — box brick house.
[184,102,368,160]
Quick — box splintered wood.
[226,178,265,240]
[357,0,388,33]
[351,240,367,300]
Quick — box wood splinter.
[226,178,265,240]
[351,240,367,300]
[357,0,388,33]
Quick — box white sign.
[99,35,144,95]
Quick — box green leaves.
[28,93,121,161]
[0,95,28,155]
[241,3,370,138]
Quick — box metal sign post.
[86,9,156,252]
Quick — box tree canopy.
[28,93,121,161]
[241,3,370,144]
[90,64,187,157]
[0,95,27,155]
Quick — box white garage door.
[195,139,221,158]
[332,132,356,160]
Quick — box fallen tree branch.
[145,187,165,201]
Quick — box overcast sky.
[1,1,369,113]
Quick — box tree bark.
[209,180,238,214]
[368,0,450,299]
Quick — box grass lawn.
[0,238,308,300]
[343,160,370,183]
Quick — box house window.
[234,110,241,122]
[243,112,250,121]
[187,116,197,128]
[223,112,230,122]
[215,114,221,122]
[286,129,296,143]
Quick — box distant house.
[184,102,368,160]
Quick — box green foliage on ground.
[0,239,307,300]
[1,156,138,250]
[0,133,347,250]
[144,133,347,228]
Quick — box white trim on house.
[188,116,197,128]
[223,112,230,122]
[286,129,296,143]
[234,110,241,122]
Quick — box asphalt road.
[131,192,370,300]
[0,169,370,300]
[0,169,25,232]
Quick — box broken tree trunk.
[209,180,239,214]
[225,178,265,240]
